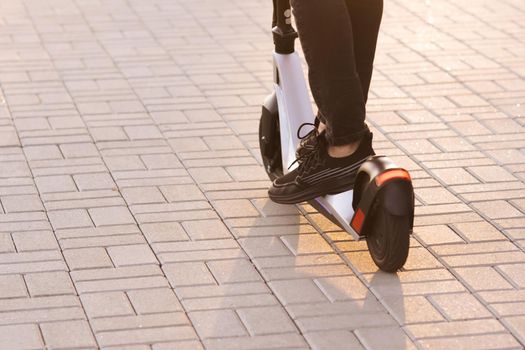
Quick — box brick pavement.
[0,0,524,349]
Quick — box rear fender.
[350,156,414,236]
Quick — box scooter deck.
[308,194,364,241]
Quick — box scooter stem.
[272,0,298,54]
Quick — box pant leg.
[290,0,382,146]
[346,0,383,102]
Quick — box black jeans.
[290,0,383,146]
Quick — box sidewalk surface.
[0,0,524,349]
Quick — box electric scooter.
[259,0,415,272]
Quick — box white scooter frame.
[272,47,361,240]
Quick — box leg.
[346,0,383,102]
[268,0,380,204]
[290,0,367,146]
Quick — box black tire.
[366,195,411,272]
[259,105,283,180]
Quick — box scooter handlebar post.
[272,0,298,54]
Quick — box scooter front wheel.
[366,194,411,272]
[259,96,283,180]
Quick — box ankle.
[318,121,326,133]
[328,139,362,158]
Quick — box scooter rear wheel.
[366,194,411,272]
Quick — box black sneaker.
[269,131,375,204]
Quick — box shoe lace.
[288,122,325,179]
[296,122,319,154]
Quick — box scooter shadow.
[241,199,410,349]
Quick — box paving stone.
[296,312,396,332]
[168,138,209,152]
[127,288,182,314]
[159,184,205,202]
[382,296,445,325]
[312,276,369,303]
[251,198,300,217]
[25,271,75,297]
[203,334,308,350]
[184,109,221,123]
[417,333,521,350]
[497,263,525,288]
[81,292,134,318]
[60,143,100,158]
[75,275,169,294]
[429,293,492,320]
[24,145,63,160]
[40,320,97,349]
[260,264,352,281]
[468,165,517,182]
[89,206,135,226]
[443,251,525,267]
[107,244,157,266]
[182,294,278,311]
[163,262,216,287]
[206,259,261,284]
[281,234,334,256]
[504,316,525,344]
[237,306,297,336]
[490,302,525,317]
[176,281,269,300]
[140,222,189,242]
[478,290,525,304]
[104,156,146,171]
[141,153,182,169]
[152,340,204,350]
[431,167,480,185]
[0,194,44,213]
[213,199,260,218]
[122,186,166,204]
[471,200,524,219]
[226,165,269,181]
[182,219,232,240]
[64,247,114,270]
[452,221,507,241]
[189,309,247,338]
[125,125,163,140]
[96,326,197,347]
[269,279,328,305]
[0,233,15,253]
[431,241,517,256]
[406,319,506,339]
[355,327,417,350]
[103,345,151,350]
[188,167,232,183]
[91,126,128,142]
[0,324,43,349]
[414,225,464,245]
[238,236,292,258]
[0,275,28,298]
[74,172,116,191]
[35,175,77,193]
[48,209,93,230]
[403,246,444,270]
[453,266,514,291]
[304,330,364,350]
[415,187,460,205]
